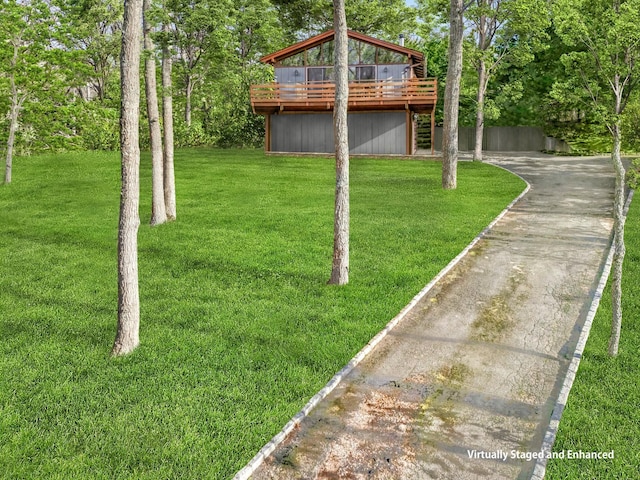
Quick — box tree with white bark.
[328,0,349,285]
[467,0,549,162]
[167,0,232,127]
[441,0,468,189]
[112,0,144,356]
[0,0,58,184]
[553,0,640,356]
[143,0,167,226]
[161,20,177,221]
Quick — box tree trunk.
[162,22,177,221]
[4,42,22,185]
[442,0,464,189]
[144,0,167,226]
[328,0,349,285]
[5,82,19,185]
[473,57,487,162]
[112,0,143,357]
[185,76,192,126]
[608,120,626,356]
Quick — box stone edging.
[530,188,635,480]
[233,165,531,480]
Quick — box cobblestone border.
[234,166,531,480]
[531,188,634,480]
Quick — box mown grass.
[547,195,640,479]
[0,149,525,479]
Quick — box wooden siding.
[270,112,407,155]
[433,126,547,152]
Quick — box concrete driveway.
[240,154,616,479]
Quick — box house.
[250,30,437,156]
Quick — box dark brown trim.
[265,114,271,152]
[430,110,435,156]
[406,110,412,155]
[260,29,424,71]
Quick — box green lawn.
[547,196,640,479]
[0,149,525,479]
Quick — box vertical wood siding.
[270,112,406,154]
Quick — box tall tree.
[201,0,285,148]
[161,21,177,220]
[441,0,468,189]
[3,27,24,185]
[143,0,167,226]
[63,0,123,102]
[273,0,416,40]
[553,0,640,356]
[168,0,232,126]
[0,0,57,184]
[467,0,549,161]
[328,0,349,285]
[112,0,144,356]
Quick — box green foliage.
[201,68,273,148]
[545,121,613,155]
[413,2,450,125]
[466,0,550,132]
[466,0,550,68]
[172,120,216,148]
[273,0,416,39]
[418,0,550,129]
[621,96,640,152]
[548,0,640,154]
[547,197,640,479]
[58,0,123,103]
[490,29,573,128]
[552,0,640,121]
[0,94,121,155]
[0,0,75,159]
[11,0,636,155]
[18,103,82,154]
[626,159,640,189]
[0,149,526,479]
[79,104,120,151]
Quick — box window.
[347,39,377,65]
[349,66,376,82]
[320,40,334,64]
[359,43,376,64]
[307,45,323,66]
[280,52,305,67]
[356,65,375,81]
[377,47,406,64]
[307,67,334,83]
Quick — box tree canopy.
[0,0,639,158]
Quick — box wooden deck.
[250,78,437,114]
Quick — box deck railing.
[250,78,437,112]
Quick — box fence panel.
[433,126,560,152]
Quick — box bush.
[173,119,216,148]
[80,105,120,151]
[622,100,640,153]
[546,121,612,155]
[626,158,640,189]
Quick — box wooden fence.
[433,126,570,153]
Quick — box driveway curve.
[243,154,615,480]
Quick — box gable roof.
[260,30,425,78]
